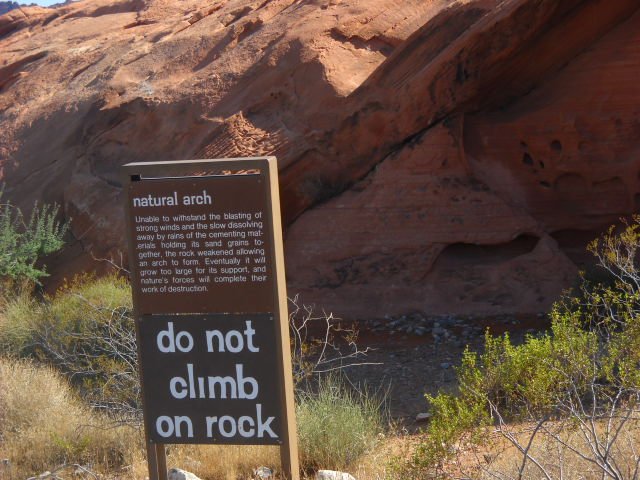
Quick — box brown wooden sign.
[122,158,299,480]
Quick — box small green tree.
[0,188,68,285]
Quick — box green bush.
[0,189,67,286]
[296,374,387,472]
[400,219,640,477]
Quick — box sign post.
[122,158,299,480]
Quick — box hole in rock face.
[550,140,563,152]
[520,140,528,149]
[554,173,587,193]
[634,193,640,212]
[433,234,540,268]
[522,152,534,166]
[539,181,551,188]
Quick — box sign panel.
[127,173,274,314]
[139,314,282,444]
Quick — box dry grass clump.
[157,444,280,480]
[343,432,411,480]
[296,375,388,474]
[0,357,139,479]
[0,274,140,420]
[136,439,399,480]
[0,289,40,352]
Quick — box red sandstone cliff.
[1,0,639,318]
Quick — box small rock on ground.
[316,470,356,480]
[254,466,274,479]
[168,468,202,480]
[415,412,432,422]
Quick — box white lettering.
[169,363,258,400]
[208,374,237,399]
[238,416,255,437]
[237,364,258,400]
[205,404,277,439]
[156,416,174,438]
[205,322,260,353]
[226,330,243,353]
[157,322,176,353]
[157,322,193,353]
[206,329,225,352]
[256,404,277,438]
[133,192,178,208]
[182,190,212,206]
[244,320,259,353]
[218,416,237,437]
[169,376,188,399]
[206,416,218,437]
[174,416,194,438]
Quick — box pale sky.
[15,0,65,7]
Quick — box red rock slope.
[1,0,639,318]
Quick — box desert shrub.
[296,374,387,472]
[398,219,640,478]
[290,297,386,473]
[400,320,598,475]
[0,274,140,421]
[0,189,67,287]
[288,294,371,387]
[0,357,139,479]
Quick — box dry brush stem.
[288,294,379,385]
[480,393,640,479]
